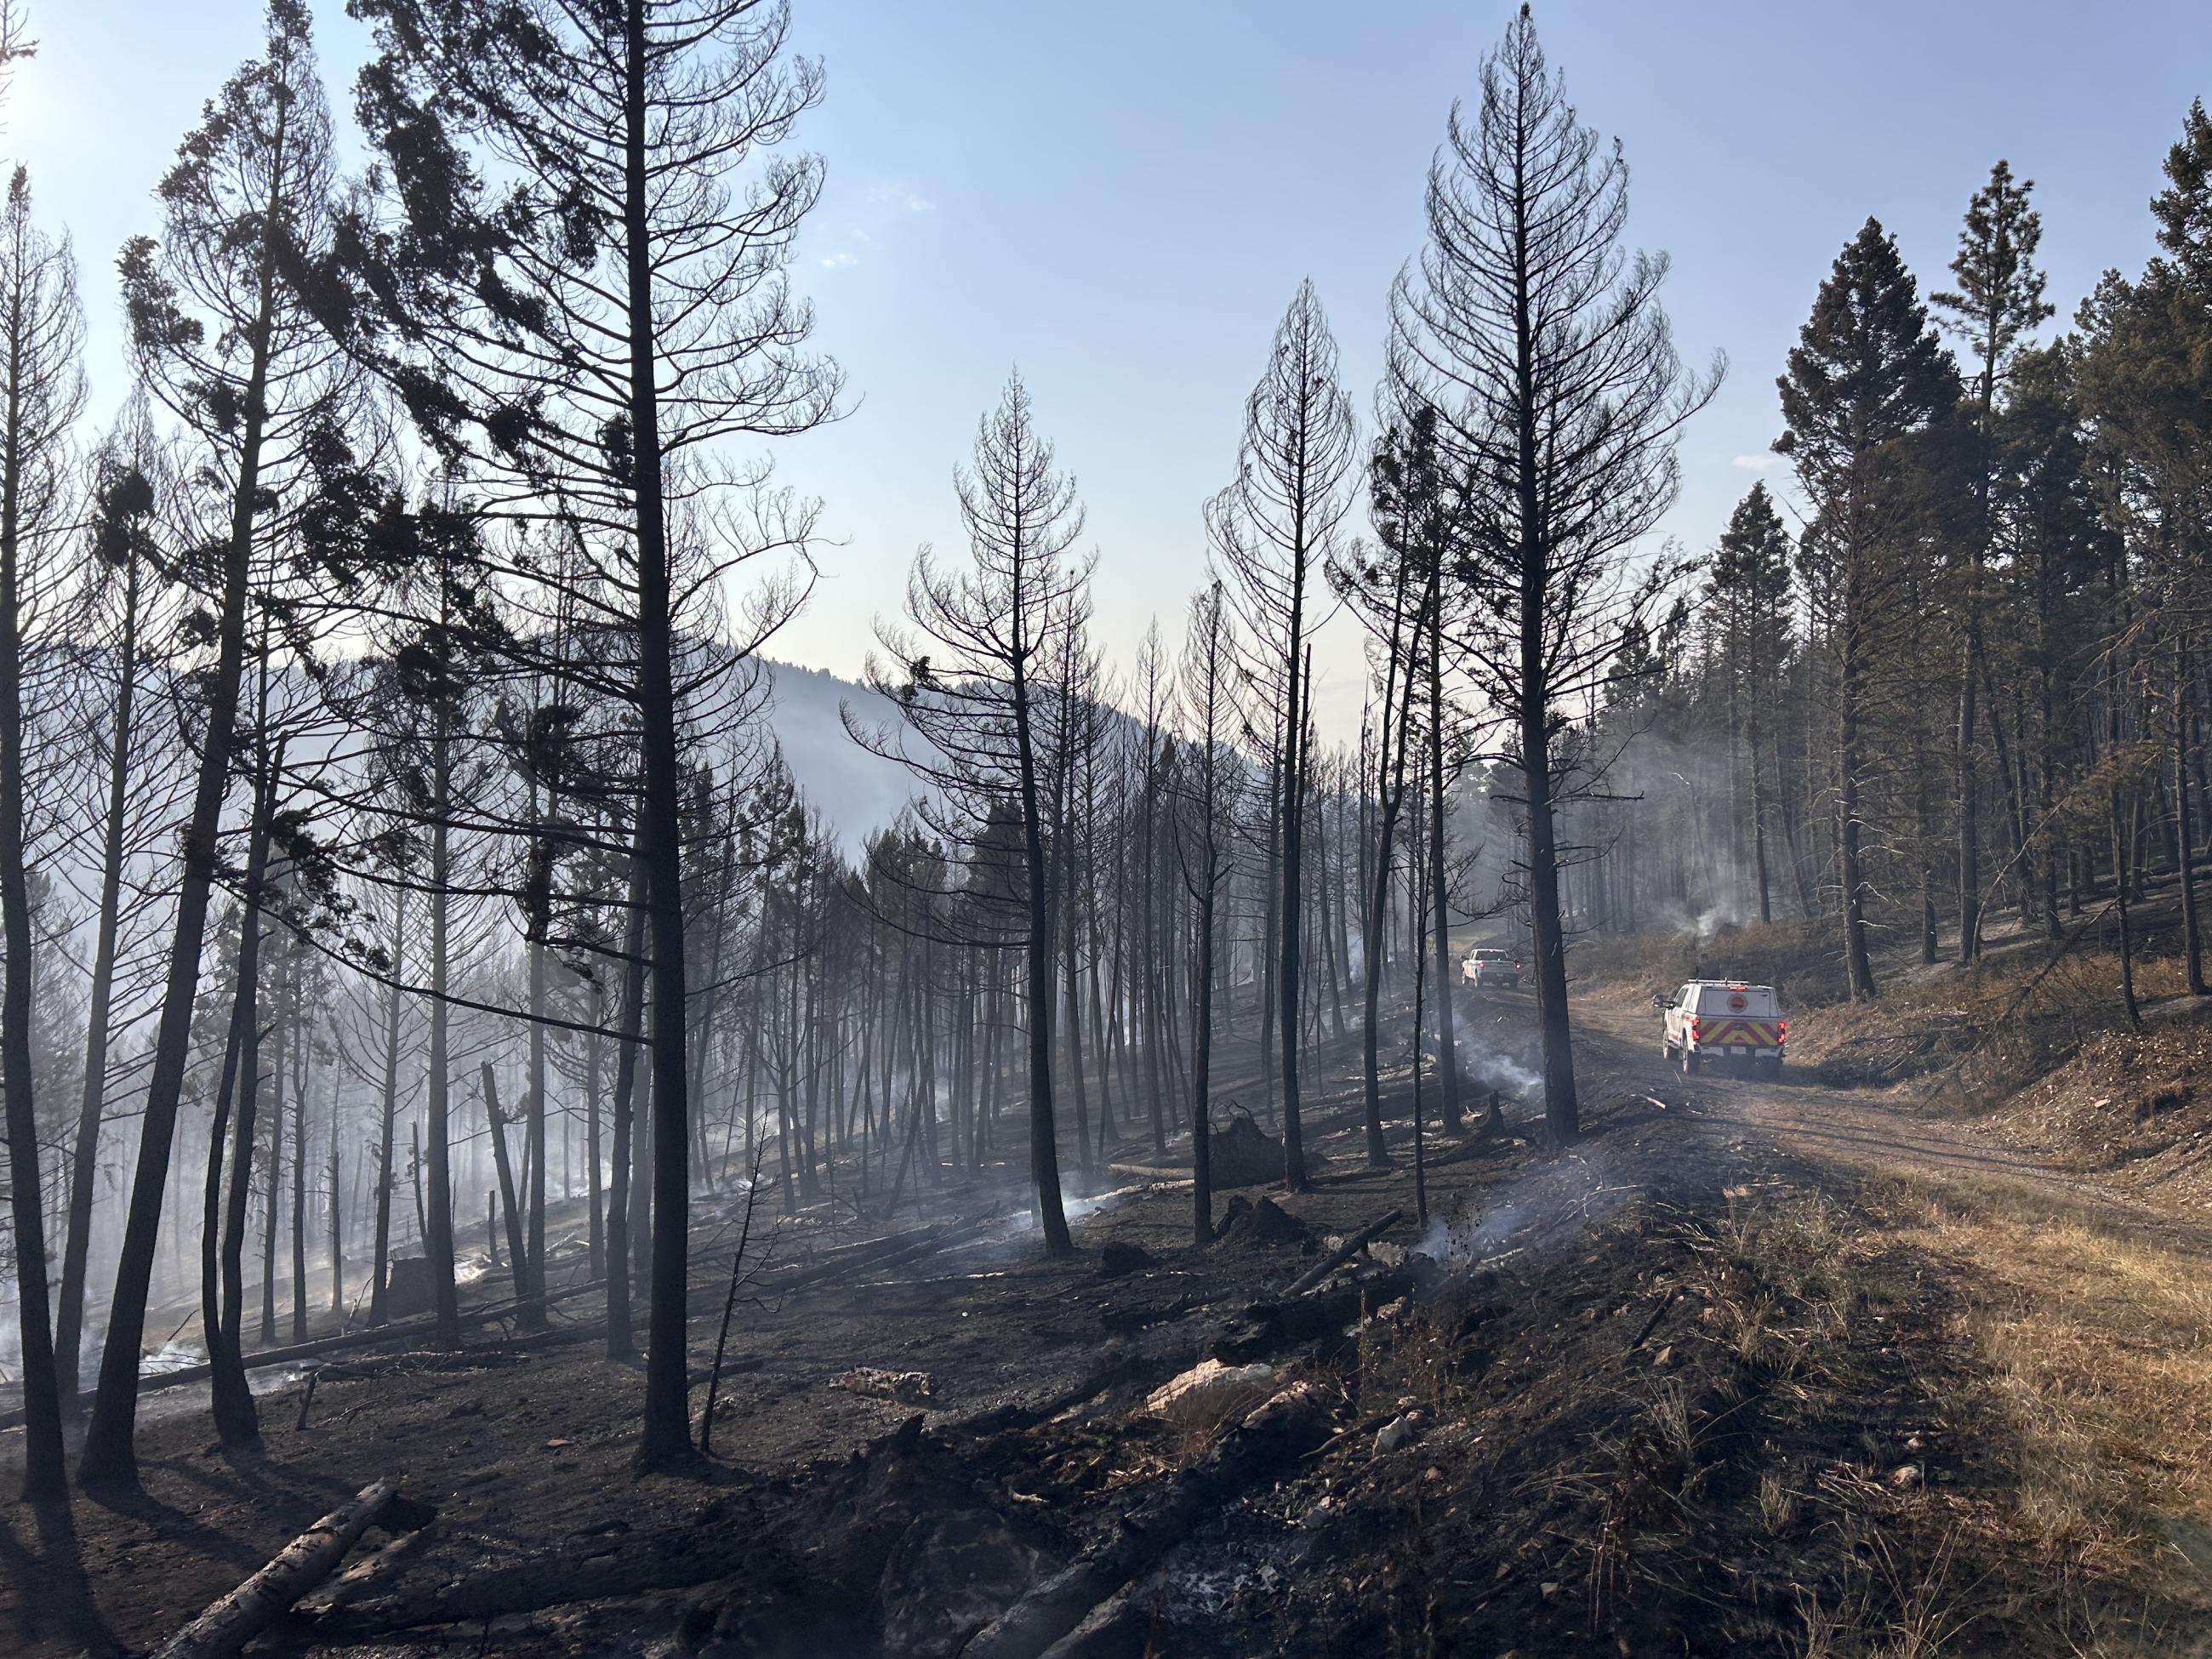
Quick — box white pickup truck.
[1658,980,1786,1077]
[1461,947,1522,989]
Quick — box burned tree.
[1171,581,1240,1243]
[1390,4,1717,1142]
[350,0,837,1468]
[853,373,1091,1257]
[1333,404,1442,1168]
[0,135,85,1499]
[82,0,362,1488]
[1209,279,1354,1191]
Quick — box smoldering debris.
[1462,1046,1541,1097]
[1417,1139,1649,1273]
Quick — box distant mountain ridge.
[759,658,918,856]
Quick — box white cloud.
[1730,453,1782,471]
[809,180,932,276]
[865,182,935,215]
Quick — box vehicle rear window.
[1696,985,1776,1017]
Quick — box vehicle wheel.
[1762,1055,1784,1080]
[1662,1041,1677,1061]
[1682,1050,1701,1075]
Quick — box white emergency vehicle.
[1658,980,1786,1077]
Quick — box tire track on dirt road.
[1576,995,2212,1256]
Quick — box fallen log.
[1211,1267,1416,1365]
[1036,1585,1143,1659]
[151,1478,403,1659]
[1282,1209,1402,1297]
[309,1239,1345,1645]
[961,1382,1332,1659]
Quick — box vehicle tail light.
[1777,1020,1787,1040]
[1690,1018,1702,1040]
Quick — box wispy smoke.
[1654,898,1749,944]
[1416,1140,1645,1273]
[1457,1039,1541,1097]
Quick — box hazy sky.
[12,1,2211,737]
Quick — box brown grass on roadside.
[1692,1182,2212,1654]
[1865,1171,2212,1576]
[1780,946,2203,1110]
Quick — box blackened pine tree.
[337,490,505,1345]
[208,705,350,1445]
[851,373,1090,1257]
[82,0,365,1490]
[1208,280,1354,1191]
[1170,582,1241,1244]
[1389,5,1717,1144]
[1993,344,2105,942]
[0,153,84,1501]
[1707,484,1795,926]
[1331,403,1442,1168]
[349,0,838,1469]
[1778,219,1960,1001]
[1126,621,1172,1159]
[1933,161,2053,961]
[1042,590,1109,1176]
[55,396,184,1416]
[204,681,284,1447]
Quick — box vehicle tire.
[1662,1040,1677,1061]
[1762,1055,1784,1080]
[1682,1050,1701,1076]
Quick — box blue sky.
[12,1,2210,737]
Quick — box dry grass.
[1991,1008,2212,1212]
[1697,1181,2212,1653]
[1789,1531,1976,1658]
[1772,945,2198,1110]
[1344,1180,2212,1652]
[1866,1171,2212,1568]
[1761,1464,1802,1536]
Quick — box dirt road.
[1565,985,2212,1254]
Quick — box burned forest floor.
[14,971,2212,1658]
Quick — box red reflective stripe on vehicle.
[1698,1018,1781,1046]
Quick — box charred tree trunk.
[81,94,287,1487]
[604,844,647,1360]
[368,892,406,1327]
[56,533,144,1415]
